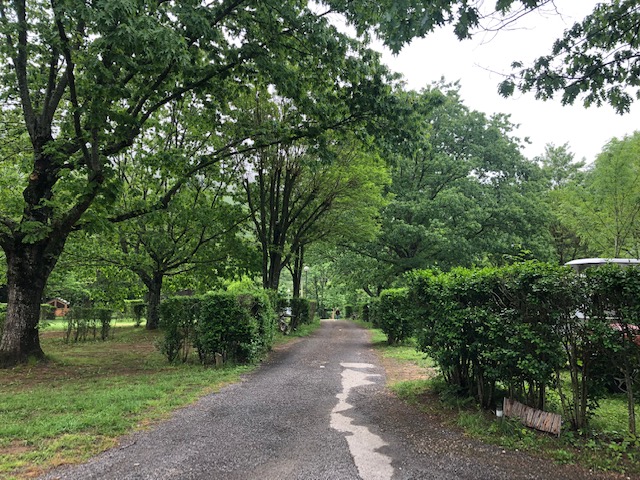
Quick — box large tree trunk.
[0,242,59,367]
[145,273,164,330]
[265,249,283,291]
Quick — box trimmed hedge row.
[158,290,277,365]
[376,261,640,431]
[375,288,415,345]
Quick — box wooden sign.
[503,398,562,436]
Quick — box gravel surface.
[41,320,629,480]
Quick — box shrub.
[308,300,317,322]
[368,297,381,327]
[237,290,277,355]
[158,297,200,363]
[377,288,414,345]
[360,303,370,323]
[195,293,260,365]
[290,297,310,330]
[410,263,574,410]
[64,307,113,342]
[159,291,278,366]
[124,299,147,327]
[95,308,112,340]
[344,305,354,318]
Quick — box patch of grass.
[290,317,323,337]
[389,379,431,403]
[0,324,305,479]
[354,319,434,368]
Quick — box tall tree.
[106,97,250,329]
[355,85,553,285]
[239,94,389,294]
[536,143,588,264]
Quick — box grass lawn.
[0,321,319,480]
[361,320,640,477]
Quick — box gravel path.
[41,320,626,480]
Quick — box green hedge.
[290,297,310,331]
[407,261,640,431]
[344,305,354,318]
[158,297,200,363]
[377,288,415,345]
[195,293,259,365]
[124,299,147,327]
[359,303,370,323]
[158,290,277,365]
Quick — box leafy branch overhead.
[500,0,640,114]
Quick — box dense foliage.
[375,288,415,345]
[289,297,311,331]
[501,0,640,113]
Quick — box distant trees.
[554,132,640,258]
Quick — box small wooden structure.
[503,398,562,436]
[46,298,70,317]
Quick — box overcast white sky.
[373,1,640,164]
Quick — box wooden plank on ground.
[503,398,562,436]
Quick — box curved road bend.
[42,320,619,480]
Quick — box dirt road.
[41,320,622,480]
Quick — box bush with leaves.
[377,288,415,345]
[124,299,147,327]
[368,297,381,327]
[410,268,486,401]
[159,291,277,365]
[359,303,370,323]
[410,264,569,410]
[64,307,114,343]
[290,297,310,330]
[583,266,640,434]
[237,290,277,356]
[409,262,638,428]
[195,293,260,365]
[345,305,354,318]
[158,297,200,363]
[489,263,574,411]
[308,300,317,322]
